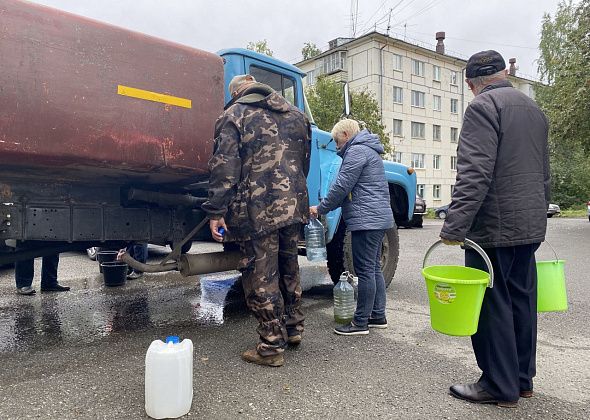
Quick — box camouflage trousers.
[238,223,305,357]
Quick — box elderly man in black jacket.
[440,50,549,408]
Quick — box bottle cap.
[218,227,225,236]
[165,335,180,344]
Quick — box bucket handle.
[540,241,559,263]
[423,239,494,288]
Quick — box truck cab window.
[250,65,296,105]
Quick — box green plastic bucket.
[536,242,568,312]
[422,239,493,336]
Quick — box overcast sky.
[29,0,564,80]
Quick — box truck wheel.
[327,223,399,288]
[413,216,423,228]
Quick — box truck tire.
[327,222,399,288]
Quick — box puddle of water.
[191,274,243,326]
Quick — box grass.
[558,209,587,218]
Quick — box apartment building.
[296,32,536,208]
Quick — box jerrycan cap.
[165,335,180,344]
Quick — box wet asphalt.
[0,218,588,419]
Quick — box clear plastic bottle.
[145,336,193,419]
[305,218,327,261]
[334,271,356,324]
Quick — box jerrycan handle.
[423,239,494,288]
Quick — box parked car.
[397,196,426,228]
[435,204,450,219]
[547,203,561,218]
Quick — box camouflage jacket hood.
[202,85,312,242]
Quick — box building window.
[433,95,441,111]
[451,98,458,114]
[450,127,459,143]
[433,184,441,199]
[433,154,440,169]
[411,153,425,169]
[393,151,403,163]
[451,156,457,170]
[433,125,441,141]
[433,65,441,81]
[411,122,425,139]
[417,184,425,198]
[411,90,425,108]
[450,70,458,85]
[306,70,316,86]
[412,59,425,76]
[393,86,403,104]
[392,119,403,136]
[393,54,403,71]
[319,51,347,75]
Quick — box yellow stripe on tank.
[117,85,192,109]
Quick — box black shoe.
[368,317,388,329]
[334,322,369,336]
[41,284,70,292]
[449,383,518,408]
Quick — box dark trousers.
[126,242,148,273]
[15,254,60,289]
[238,223,305,357]
[466,243,540,401]
[351,229,387,327]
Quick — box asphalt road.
[0,218,588,419]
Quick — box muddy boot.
[241,349,284,367]
[287,334,302,346]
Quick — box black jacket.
[441,80,550,248]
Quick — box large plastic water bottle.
[305,218,327,261]
[334,271,356,324]
[145,336,193,419]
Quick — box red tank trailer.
[0,0,226,263]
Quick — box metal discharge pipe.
[120,250,242,277]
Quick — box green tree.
[246,39,273,56]
[306,76,390,154]
[537,0,590,207]
[301,42,321,60]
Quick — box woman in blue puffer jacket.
[310,119,394,336]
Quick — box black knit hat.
[466,50,506,78]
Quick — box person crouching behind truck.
[310,119,394,335]
[202,74,311,367]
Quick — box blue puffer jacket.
[317,129,394,231]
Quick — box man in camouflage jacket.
[202,74,311,367]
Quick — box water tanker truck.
[0,0,416,285]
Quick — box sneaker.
[16,286,36,295]
[334,322,369,336]
[368,317,388,329]
[241,349,284,367]
[40,284,70,292]
[126,271,143,280]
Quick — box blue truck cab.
[218,48,417,285]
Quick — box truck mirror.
[342,82,351,118]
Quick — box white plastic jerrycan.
[145,336,193,419]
